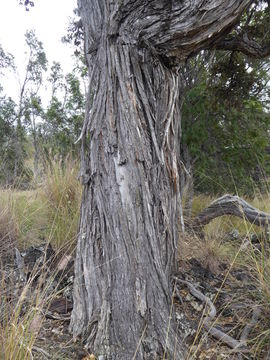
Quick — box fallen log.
[193,194,270,231]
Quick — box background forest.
[1,21,270,196]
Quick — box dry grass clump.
[0,189,48,250]
[0,197,18,263]
[0,157,82,252]
[43,156,82,251]
[44,157,80,213]
[0,286,44,360]
[0,158,81,358]
[0,258,61,360]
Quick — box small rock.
[228,229,239,240]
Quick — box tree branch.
[193,194,270,229]
[118,0,253,62]
[212,33,270,58]
[173,277,254,352]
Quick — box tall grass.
[0,254,65,360]
[0,157,81,358]
[0,197,18,263]
[0,157,82,252]
[0,282,43,360]
[43,157,82,251]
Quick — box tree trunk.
[70,42,183,360]
[70,1,252,358]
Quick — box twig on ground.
[173,277,259,354]
[32,345,51,359]
[240,306,261,346]
[44,311,71,321]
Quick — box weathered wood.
[174,277,260,353]
[71,1,257,359]
[193,194,270,229]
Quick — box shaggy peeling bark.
[71,41,183,360]
[70,1,253,358]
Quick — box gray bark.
[70,1,253,359]
[193,194,270,229]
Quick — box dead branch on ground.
[192,194,270,233]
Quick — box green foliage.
[0,45,14,72]
[182,51,270,195]
[24,30,47,85]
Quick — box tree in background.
[0,91,17,185]
[182,50,270,196]
[13,30,47,184]
[23,95,44,182]
[0,45,17,185]
[40,61,85,161]
[0,29,86,186]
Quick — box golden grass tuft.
[0,157,82,359]
[0,196,18,262]
[43,157,82,251]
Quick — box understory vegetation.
[0,158,81,252]
[1,164,270,358]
